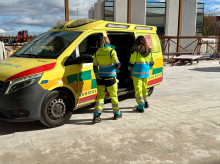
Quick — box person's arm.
[93,53,98,78]
[128,51,137,71]
[111,50,121,70]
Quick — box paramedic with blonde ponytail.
[129,36,155,112]
[92,36,122,123]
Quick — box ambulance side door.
[65,32,104,105]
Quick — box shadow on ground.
[0,92,135,134]
[0,121,47,136]
[68,93,136,125]
[189,66,220,72]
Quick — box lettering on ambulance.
[78,70,97,104]
[148,69,163,86]
[145,35,153,47]
[78,89,97,104]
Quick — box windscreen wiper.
[19,54,39,58]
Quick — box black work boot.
[136,107,144,113]
[145,101,149,108]
[92,113,102,124]
[113,113,122,120]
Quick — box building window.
[146,2,166,36]
[196,3,204,36]
[104,0,114,21]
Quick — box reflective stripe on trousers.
[94,82,119,113]
[135,62,154,65]
[133,76,149,109]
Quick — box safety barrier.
[159,36,220,59]
[1,35,220,60]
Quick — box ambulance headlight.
[5,73,42,94]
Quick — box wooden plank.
[163,52,193,55]
[172,55,202,60]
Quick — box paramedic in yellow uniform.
[93,36,122,123]
[129,36,155,112]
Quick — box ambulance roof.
[49,18,157,33]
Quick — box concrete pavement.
[0,60,220,164]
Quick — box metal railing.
[159,36,220,59]
[1,35,220,60]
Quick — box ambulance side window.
[78,33,103,56]
[64,33,103,66]
[64,49,77,66]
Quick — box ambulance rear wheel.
[40,90,73,127]
[148,87,154,97]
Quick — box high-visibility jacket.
[93,45,120,78]
[129,51,155,78]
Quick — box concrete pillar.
[94,2,103,20]
[181,0,197,36]
[165,0,197,54]
[114,0,128,23]
[165,0,179,36]
[131,0,146,25]
[181,0,197,52]
[165,0,179,53]
[88,7,94,19]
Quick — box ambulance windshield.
[12,31,82,59]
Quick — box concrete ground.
[0,60,220,164]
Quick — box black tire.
[190,60,193,65]
[40,90,73,127]
[147,87,154,97]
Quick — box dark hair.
[135,35,151,53]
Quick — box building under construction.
[88,0,204,36]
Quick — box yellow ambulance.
[0,19,163,127]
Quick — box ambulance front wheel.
[40,90,73,127]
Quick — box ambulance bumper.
[0,83,49,122]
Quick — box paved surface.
[0,60,220,164]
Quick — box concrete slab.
[0,60,220,164]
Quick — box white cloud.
[0,29,6,34]
[0,0,97,35]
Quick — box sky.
[0,0,220,36]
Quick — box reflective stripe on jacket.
[93,46,120,78]
[129,51,155,78]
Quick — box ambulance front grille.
[0,81,4,93]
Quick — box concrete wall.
[114,0,128,23]
[94,2,103,20]
[88,7,94,19]
[200,38,217,55]
[131,0,146,25]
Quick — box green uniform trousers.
[133,76,148,109]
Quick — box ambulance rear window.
[135,26,153,30]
